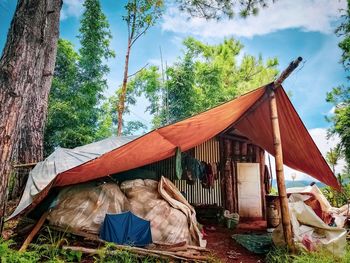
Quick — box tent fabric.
[234,87,338,188]
[100,211,152,247]
[9,84,339,219]
[53,86,267,186]
[9,136,139,219]
[53,85,338,189]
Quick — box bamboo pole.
[269,91,293,249]
[268,56,303,249]
[275,57,303,86]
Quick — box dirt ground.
[205,220,267,263]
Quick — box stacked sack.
[48,178,205,247]
[120,179,192,245]
[48,183,129,233]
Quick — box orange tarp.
[53,84,339,190]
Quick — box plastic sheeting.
[47,177,205,247]
[100,212,152,247]
[232,234,272,254]
[120,177,205,247]
[9,136,138,219]
[272,193,347,256]
[287,185,348,227]
[48,183,129,233]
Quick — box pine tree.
[78,0,115,138]
[44,0,114,155]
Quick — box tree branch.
[128,63,149,78]
[130,23,150,47]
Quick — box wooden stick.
[44,225,210,261]
[19,211,49,252]
[275,57,303,86]
[12,162,37,168]
[62,245,208,262]
[269,91,294,250]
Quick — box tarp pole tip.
[275,57,303,87]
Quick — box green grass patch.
[266,245,350,263]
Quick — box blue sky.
[0,0,347,178]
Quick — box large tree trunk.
[117,40,131,136]
[0,0,62,220]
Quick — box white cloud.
[162,0,346,38]
[267,127,346,182]
[61,0,84,20]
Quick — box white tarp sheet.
[273,193,347,256]
[8,136,138,219]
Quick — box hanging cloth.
[175,147,183,180]
[264,165,272,194]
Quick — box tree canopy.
[44,0,114,155]
[128,37,278,127]
[175,0,273,19]
[327,0,350,165]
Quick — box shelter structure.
[9,58,339,250]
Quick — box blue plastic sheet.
[100,211,152,247]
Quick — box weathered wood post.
[270,57,302,250]
[223,139,234,212]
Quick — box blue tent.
[100,211,152,247]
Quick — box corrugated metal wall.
[143,137,223,206]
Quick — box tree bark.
[117,40,132,136]
[13,0,61,200]
[0,0,62,219]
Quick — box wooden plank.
[19,211,49,252]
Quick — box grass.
[266,245,350,263]
[1,227,349,263]
[0,237,162,263]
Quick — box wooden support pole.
[275,57,303,86]
[19,211,49,252]
[269,91,293,249]
[223,139,234,212]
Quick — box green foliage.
[117,0,163,134]
[129,37,278,127]
[95,95,147,139]
[78,0,115,135]
[322,145,349,207]
[94,242,162,263]
[175,0,272,19]
[327,1,350,165]
[266,246,350,263]
[322,183,350,207]
[0,239,40,263]
[326,86,350,165]
[123,0,163,42]
[45,0,121,155]
[326,144,343,174]
[44,39,89,155]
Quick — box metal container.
[266,195,281,228]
